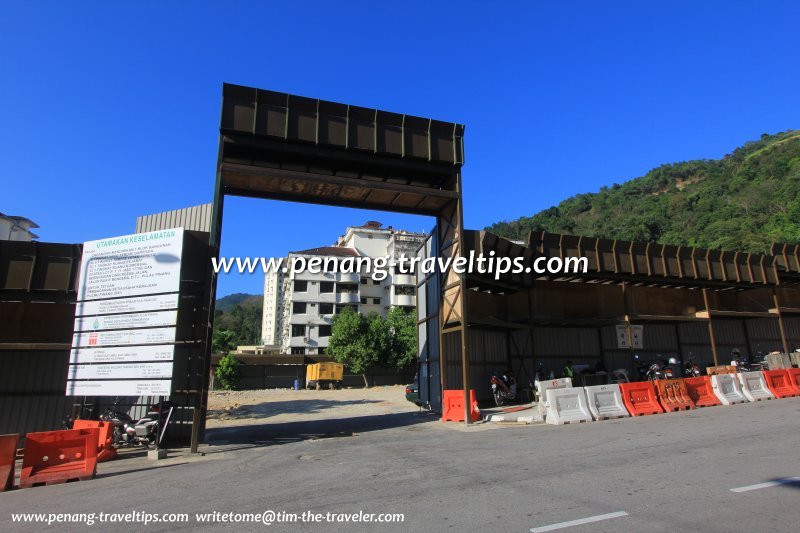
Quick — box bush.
[215,353,240,391]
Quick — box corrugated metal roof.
[135,203,213,233]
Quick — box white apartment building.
[262,221,425,355]
[0,213,39,241]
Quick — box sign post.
[67,229,185,451]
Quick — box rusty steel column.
[702,288,719,366]
[455,173,471,425]
[436,172,471,425]
[772,288,791,355]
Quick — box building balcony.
[393,273,416,286]
[338,272,360,283]
[336,292,359,304]
[392,294,415,307]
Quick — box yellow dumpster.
[306,363,344,390]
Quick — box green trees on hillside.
[212,295,263,353]
[487,130,800,253]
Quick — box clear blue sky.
[3,2,799,297]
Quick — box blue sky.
[3,2,799,297]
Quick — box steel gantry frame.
[198,84,475,449]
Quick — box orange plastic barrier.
[788,368,800,393]
[619,382,664,416]
[683,376,722,408]
[654,379,696,412]
[72,420,118,462]
[441,389,481,422]
[19,429,99,488]
[763,369,800,398]
[0,434,18,492]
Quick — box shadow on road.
[206,398,383,421]
[205,410,436,449]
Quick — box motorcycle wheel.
[493,391,504,407]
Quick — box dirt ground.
[206,385,418,427]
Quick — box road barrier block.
[544,387,592,425]
[711,374,749,405]
[0,434,18,492]
[19,429,99,488]
[788,368,800,393]
[706,365,737,376]
[441,390,481,422]
[72,420,118,463]
[584,384,629,420]
[737,371,775,402]
[654,379,696,412]
[762,369,800,398]
[619,382,664,416]
[683,376,721,408]
[536,378,572,417]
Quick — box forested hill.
[487,130,800,253]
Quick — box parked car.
[405,374,421,406]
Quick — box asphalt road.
[2,397,799,532]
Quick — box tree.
[327,307,419,386]
[212,329,236,354]
[327,308,381,387]
[385,307,417,370]
[215,353,240,390]
[212,294,263,349]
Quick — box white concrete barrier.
[710,374,749,405]
[544,387,593,425]
[536,377,572,417]
[584,384,630,420]
[737,371,775,402]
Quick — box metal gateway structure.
[206,83,474,431]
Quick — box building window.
[291,347,305,355]
[319,325,332,337]
[372,278,380,285]
[291,325,306,337]
[360,277,369,285]
[320,303,334,314]
[372,298,381,305]
[293,302,307,314]
[320,281,334,293]
[294,280,308,292]
[337,283,358,293]
[396,285,416,296]
[318,347,326,355]
[360,297,368,304]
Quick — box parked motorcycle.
[683,355,702,377]
[124,401,175,448]
[490,371,517,406]
[660,356,678,379]
[635,355,677,381]
[100,398,135,444]
[63,398,135,445]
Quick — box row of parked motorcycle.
[62,398,174,449]
[635,351,771,381]
[489,351,774,406]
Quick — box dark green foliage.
[215,293,261,313]
[212,293,263,352]
[212,329,236,354]
[327,307,418,383]
[215,353,241,390]
[385,307,417,370]
[487,131,800,253]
